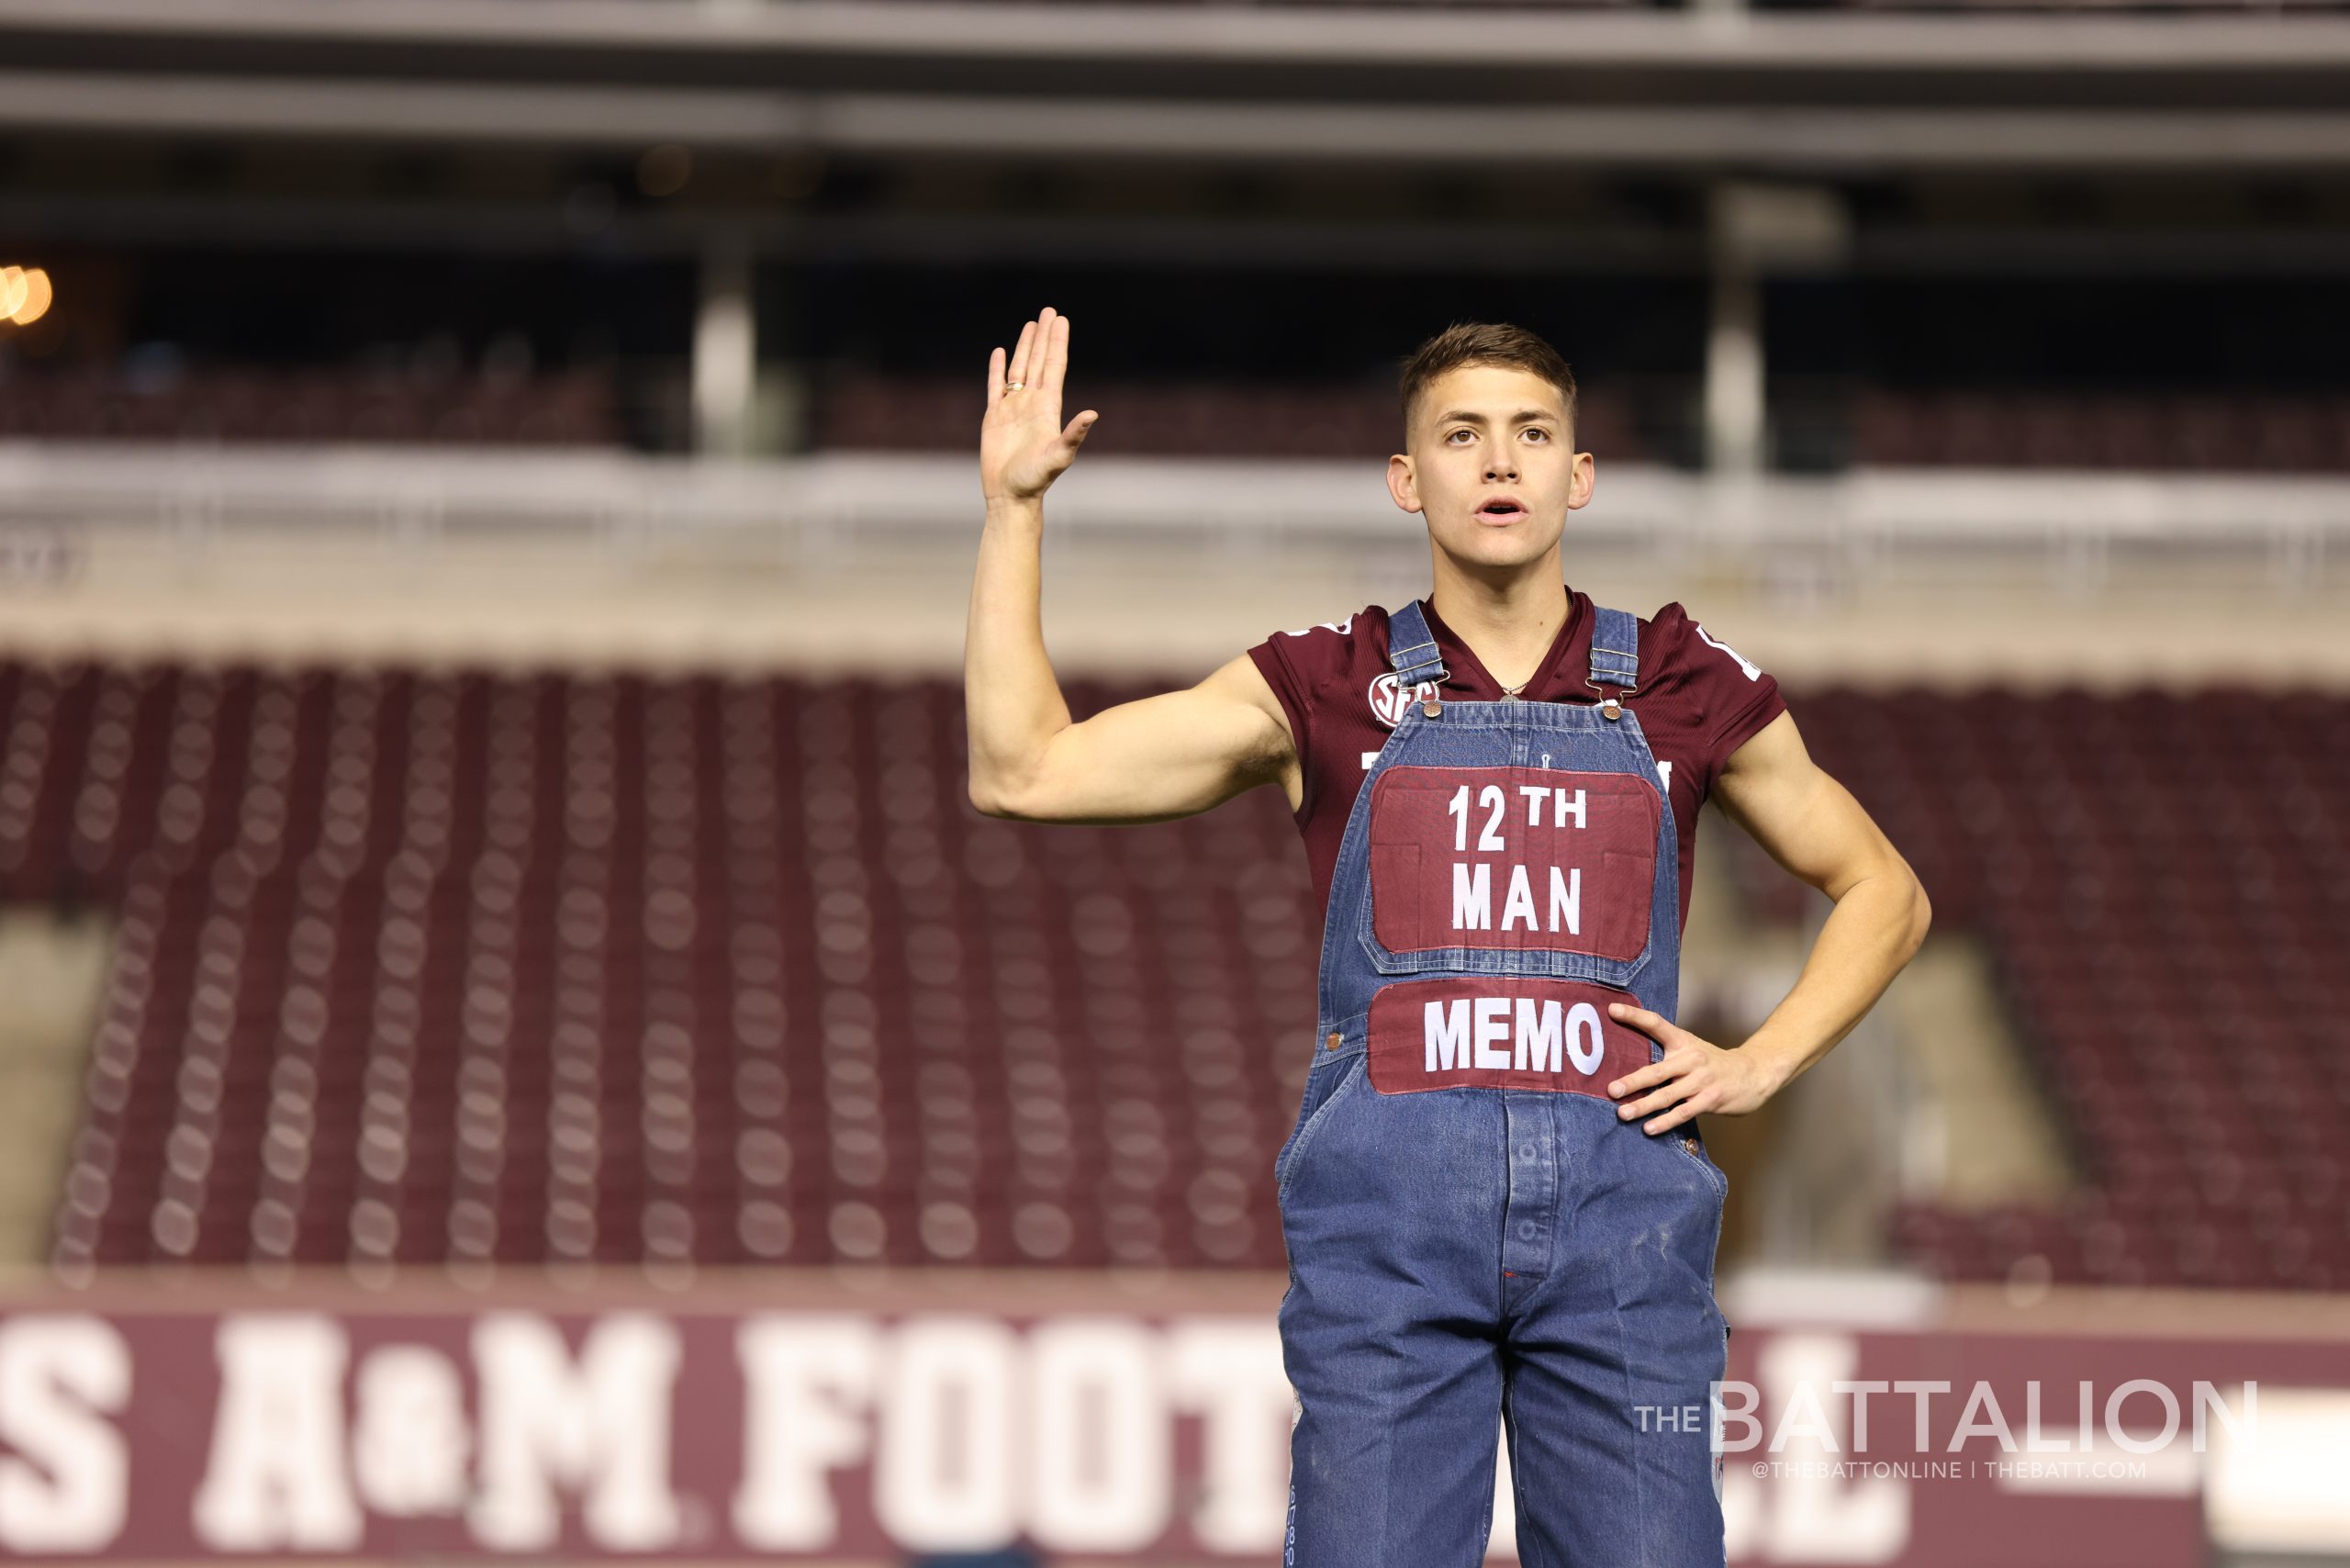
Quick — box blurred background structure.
[0,0,2346,1563]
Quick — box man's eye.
[1524,428,1550,442]
[1447,430,1472,442]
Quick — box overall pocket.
[1354,760,1666,981]
[1275,1051,1366,1207]
[1678,1127,1729,1204]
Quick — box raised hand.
[980,306,1100,505]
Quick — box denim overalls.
[1274,599,1729,1566]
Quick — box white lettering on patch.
[1548,867,1581,935]
[1514,1000,1562,1072]
[1473,999,1512,1070]
[1451,864,1492,931]
[1427,1001,1472,1071]
[1567,1003,1607,1074]
[1419,998,1608,1079]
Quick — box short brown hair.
[1398,321,1578,439]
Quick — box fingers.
[1605,1003,1691,1103]
[1008,307,1052,392]
[1004,319,1033,393]
[990,308,1068,420]
[1639,1100,1704,1137]
[1600,999,1751,1133]
[1617,1070,1698,1128]
[1607,1060,1672,1100]
[1044,309,1070,398]
[1061,409,1098,448]
[1608,1001,1667,1036]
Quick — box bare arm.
[966,307,1299,823]
[1605,709,1933,1133]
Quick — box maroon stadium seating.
[15,366,2348,472]
[1853,390,2350,472]
[9,662,1317,1274]
[1726,683,2350,1290]
[6,660,2344,1286]
[813,373,1650,463]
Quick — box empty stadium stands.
[9,663,1318,1276]
[0,365,622,448]
[814,374,1651,463]
[1729,685,2350,1289]
[11,364,2348,474]
[6,659,2344,1287]
[822,379,2350,472]
[1855,390,2350,472]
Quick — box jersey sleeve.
[1656,603,1788,791]
[1246,633,1315,794]
[1245,610,1369,823]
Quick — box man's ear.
[1566,449,1595,510]
[1386,451,1421,515]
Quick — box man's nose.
[1485,447,1518,479]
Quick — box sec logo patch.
[1367,672,1443,728]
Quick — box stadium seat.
[13,659,2344,1285]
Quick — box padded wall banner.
[0,1276,2344,1564]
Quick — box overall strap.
[1586,606,1640,695]
[1385,599,1450,690]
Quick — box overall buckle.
[1584,675,1637,721]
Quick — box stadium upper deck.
[5,0,2350,172]
[9,0,2346,487]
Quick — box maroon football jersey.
[1246,585,1788,935]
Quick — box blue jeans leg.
[1281,1294,1505,1565]
[1501,1107,1729,1567]
[1278,1081,1513,1565]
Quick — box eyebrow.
[1434,408,1560,426]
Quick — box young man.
[966,308,1930,1565]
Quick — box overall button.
[1516,1221,1541,1241]
[1517,1143,1539,1161]
[1325,1030,1341,1051]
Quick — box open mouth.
[1476,498,1529,524]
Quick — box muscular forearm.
[1739,868,1930,1092]
[965,494,1072,811]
